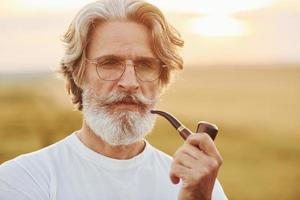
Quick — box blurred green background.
[0,67,299,199]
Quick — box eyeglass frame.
[85,55,168,82]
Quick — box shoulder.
[0,152,50,199]
[0,134,73,199]
[0,157,48,199]
[1,133,72,171]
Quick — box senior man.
[0,0,227,199]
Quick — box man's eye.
[137,61,152,68]
[102,59,119,65]
[97,59,121,67]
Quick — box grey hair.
[58,0,184,111]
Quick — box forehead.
[87,21,155,59]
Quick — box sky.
[0,0,300,73]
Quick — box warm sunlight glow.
[148,0,274,14]
[191,15,250,37]
[147,0,273,37]
[2,0,274,16]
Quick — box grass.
[0,67,299,199]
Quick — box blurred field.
[0,67,299,199]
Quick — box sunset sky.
[0,0,299,73]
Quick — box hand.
[170,133,223,200]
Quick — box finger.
[174,150,198,169]
[181,142,206,160]
[169,163,189,184]
[187,133,222,163]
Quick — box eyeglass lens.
[95,56,162,81]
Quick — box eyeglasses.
[86,55,167,82]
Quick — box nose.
[117,60,140,93]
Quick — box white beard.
[82,88,158,146]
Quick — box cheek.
[141,81,160,99]
[85,65,97,84]
[92,81,116,97]
[85,66,115,95]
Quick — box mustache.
[101,92,157,107]
[83,88,158,109]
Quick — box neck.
[76,121,146,160]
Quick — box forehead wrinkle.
[107,43,154,58]
[87,21,155,60]
[88,38,155,60]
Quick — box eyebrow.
[92,54,158,61]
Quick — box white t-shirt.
[0,132,227,200]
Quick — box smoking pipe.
[150,110,218,141]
